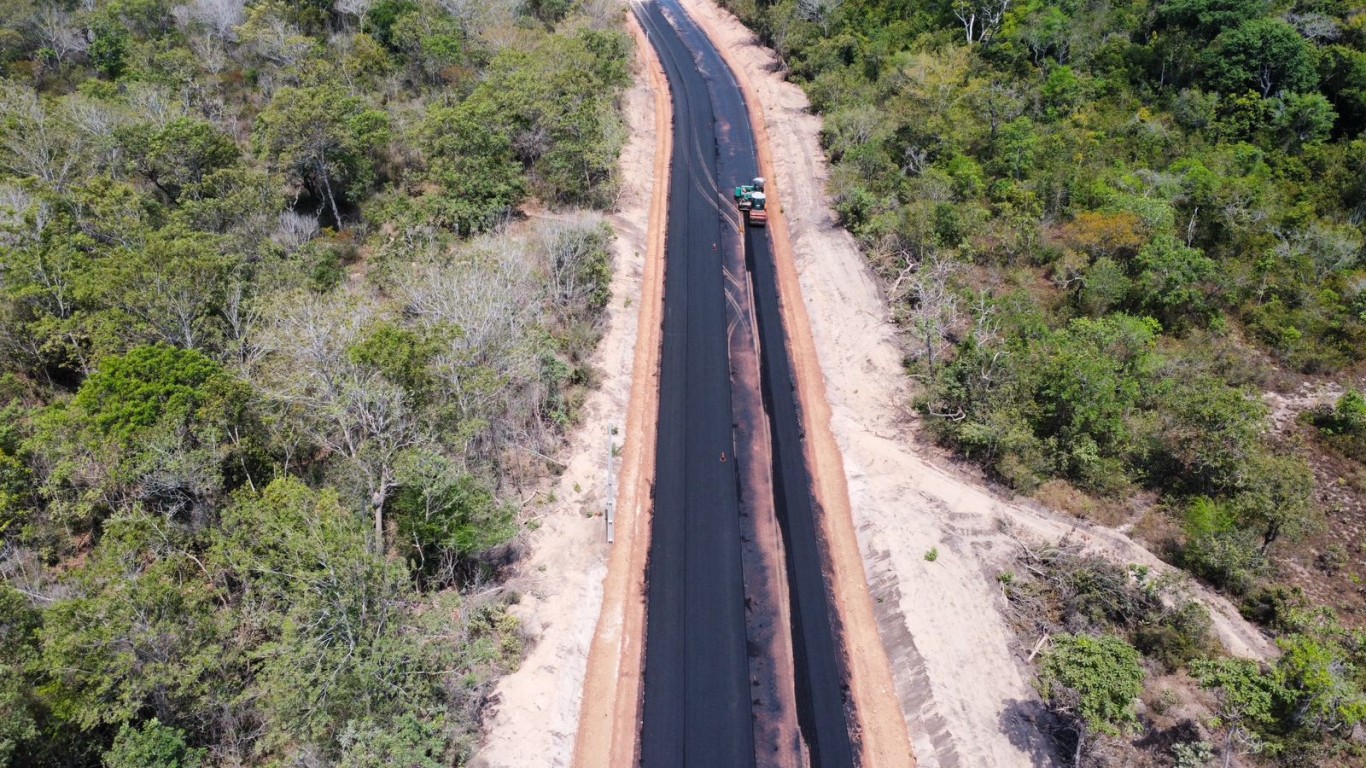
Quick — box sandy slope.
[680,2,1276,766]
[472,26,660,767]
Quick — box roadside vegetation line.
[573,9,672,767]
[680,1,916,764]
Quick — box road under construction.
[634,2,856,764]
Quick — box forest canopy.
[0,0,629,765]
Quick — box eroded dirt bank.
[680,1,1275,766]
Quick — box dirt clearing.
[680,1,1275,766]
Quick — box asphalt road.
[636,2,855,765]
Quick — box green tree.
[1193,657,1284,761]
[1150,377,1268,494]
[1038,634,1145,762]
[1035,315,1158,487]
[1318,390,1366,435]
[1041,66,1082,116]
[991,116,1038,180]
[0,399,30,537]
[391,452,514,583]
[254,84,390,226]
[337,714,445,768]
[1181,497,1265,593]
[67,344,236,443]
[172,166,282,234]
[1203,20,1318,97]
[1079,257,1131,316]
[420,102,525,236]
[39,515,226,731]
[88,18,131,79]
[1273,92,1337,150]
[210,478,517,757]
[0,587,40,765]
[1231,451,1316,553]
[29,344,256,527]
[347,320,440,397]
[1318,45,1366,135]
[213,478,411,744]
[121,118,241,204]
[464,30,630,206]
[1134,234,1217,326]
[1215,90,1278,141]
[389,6,464,84]
[1312,390,1366,461]
[79,226,241,354]
[523,0,571,27]
[103,719,206,768]
[362,0,417,49]
[1276,634,1366,736]
[1156,0,1270,39]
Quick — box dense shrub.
[1311,390,1366,461]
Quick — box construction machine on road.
[734,177,768,226]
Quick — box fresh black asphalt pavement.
[635,2,856,765]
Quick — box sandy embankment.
[473,14,665,766]
[682,2,1275,767]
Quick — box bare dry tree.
[62,95,130,173]
[239,11,316,72]
[953,0,1011,44]
[0,83,86,188]
[442,0,522,50]
[173,0,246,41]
[534,212,610,325]
[578,0,626,30]
[252,292,428,550]
[797,0,844,35]
[334,0,374,27]
[190,33,230,75]
[123,83,190,130]
[31,6,88,64]
[392,238,547,468]
[272,210,320,254]
[903,256,960,374]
